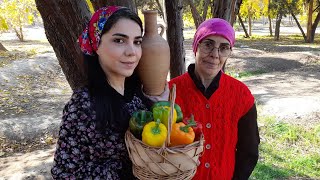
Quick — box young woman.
[169,18,260,180]
[51,6,167,179]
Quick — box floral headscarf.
[78,6,123,56]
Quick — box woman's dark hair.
[85,8,143,132]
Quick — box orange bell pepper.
[169,121,196,147]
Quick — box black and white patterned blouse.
[51,85,151,180]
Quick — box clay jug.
[137,10,170,96]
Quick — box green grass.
[236,34,320,51]
[226,70,267,78]
[250,116,320,179]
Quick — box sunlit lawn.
[235,34,320,52]
[250,115,320,179]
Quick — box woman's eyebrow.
[203,39,230,46]
[220,42,230,46]
[112,33,142,39]
[203,39,215,43]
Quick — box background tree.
[186,0,204,28]
[0,0,39,41]
[35,0,91,90]
[0,42,7,51]
[306,0,320,42]
[36,0,245,89]
[268,0,273,36]
[237,14,250,37]
[239,0,262,36]
[213,0,243,25]
[283,0,307,41]
[260,0,274,36]
[184,0,211,28]
[165,0,186,78]
[0,15,9,51]
[270,0,288,40]
[90,0,135,12]
[135,0,166,22]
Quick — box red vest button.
[205,163,210,168]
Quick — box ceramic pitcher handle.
[157,24,165,36]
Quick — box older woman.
[169,18,260,180]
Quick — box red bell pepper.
[182,114,203,140]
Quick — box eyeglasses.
[198,40,231,57]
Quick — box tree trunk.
[0,42,8,51]
[268,0,272,36]
[248,13,252,36]
[306,0,313,42]
[202,0,210,20]
[268,15,273,36]
[155,0,166,23]
[14,28,23,41]
[35,0,91,90]
[229,0,237,25]
[274,13,282,41]
[212,0,242,71]
[310,11,320,43]
[290,11,307,42]
[187,0,203,28]
[212,0,241,25]
[14,18,24,41]
[238,14,249,38]
[90,0,135,12]
[165,0,185,79]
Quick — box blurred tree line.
[0,0,318,89]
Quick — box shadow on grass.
[251,163,291,179]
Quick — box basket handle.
[165,84,176,147]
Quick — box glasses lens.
[219,45,231,56]
[200,41,214,53]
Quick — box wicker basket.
[125,84,205,179]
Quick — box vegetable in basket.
[169,120,196,147]
[152,106,177,129]
[182,114,203,140]
[129,110,154,139]
[142,119,167,147]
[151,101,183,122]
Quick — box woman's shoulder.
[222,73,247,86]
[169,73,191,86]
[222,73,253,94]
[71,87,91,101]
[63,87,93,118]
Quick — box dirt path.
[229,48,320,127]
[0,27,320,179]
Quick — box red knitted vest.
[169,72,254,180]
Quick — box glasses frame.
[198,41,232,57]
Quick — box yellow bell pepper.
[142,119,167,147]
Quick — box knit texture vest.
[169,72,254,180]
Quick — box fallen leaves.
[0,135,57,157]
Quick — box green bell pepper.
[151,101,183,122]
[129,110,153,139]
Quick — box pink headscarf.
[192,18,235,55]
[78,6,123,56]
